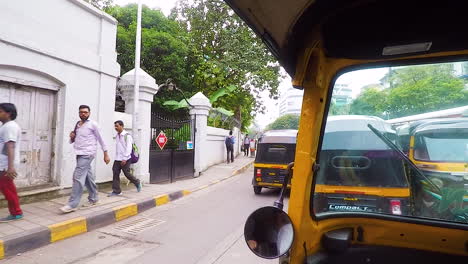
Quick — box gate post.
[118,68,159,183]
[189,92,212,177]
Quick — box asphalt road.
[2,167,287,264]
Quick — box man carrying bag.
[108,120,142,196]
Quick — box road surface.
[2,167,287,264]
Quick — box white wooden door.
[0,82,55,188]
[32,89,55,186]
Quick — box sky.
[114,1,389,129]
[336,68,389,98]
[114,0,178,15]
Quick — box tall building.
[453,61,468,79]
[279,87,304,116]
[332,83,352,105]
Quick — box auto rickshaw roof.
[325,115,394,134]
[402,118,468,135]
[259,129,298,144]
[224,0,468,77]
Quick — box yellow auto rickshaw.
[225,0,468,263]
[396,118,468,218]
[396,118,468,187]
[253,129,297,194]
[314,116,410,215]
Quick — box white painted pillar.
[189,92,212,177]
[118,68,158,183]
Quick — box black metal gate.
[149,112,195,183]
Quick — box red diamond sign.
[156,131,168,150]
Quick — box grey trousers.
[68,155,97,208]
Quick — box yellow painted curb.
[49,217,87,243]
[114,203,138,221]
[182,190,191,196]
[155,195,170,206]
[0,240,4,260]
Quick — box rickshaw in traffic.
[225,0,468,262]
[313,116,411,215]
[396,118,468,220]
[252,129,297,194]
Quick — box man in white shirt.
[0,103,23,222]
[243,136,250,156]
[108,120,141,196]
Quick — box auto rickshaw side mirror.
[244,206,295,259]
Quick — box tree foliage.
[106,5,192,107]
[106,1,281,131]
[330,102,351,116]
[171,0,281,130]
[349,64,468,119]
[349,88,387,117]
[266,114,300,130]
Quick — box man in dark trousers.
[225,131,235,164]
[243,135,250,156]
[0,103,23,222]
[108,120,142,196]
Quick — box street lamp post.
[132,0,142,142]
[160,78,194,108]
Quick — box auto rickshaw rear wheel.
[253,186,262,194]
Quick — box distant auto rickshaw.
[252,130,297,194]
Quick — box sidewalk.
[0,156,253,259]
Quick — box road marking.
[195,225,244,264]
[197,185,210,191]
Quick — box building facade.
[0,0,120,189]
[279,87,303,116]
[331,83,352,106]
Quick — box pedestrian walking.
[225,131,235,164]
[243,136,250,156]
[250,138,256,158]
[60,105,110,213]
[0,103,23,222]
[108,120,141,197]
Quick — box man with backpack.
[225,131,235,164]
[108,120,142,197]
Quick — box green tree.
[266,114,300,130]
[384,65,468,118]
[108,2,281,131]
[349,88,387,117]
[106,5,193,107]
[172,0,282,130]
[349,63,468,119]
[330,101,351,116]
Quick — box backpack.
[124,134,140,163]
[225,136,234,147]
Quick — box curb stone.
[0,160,254,259]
